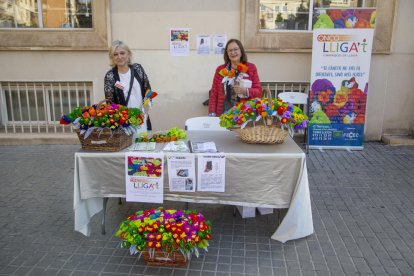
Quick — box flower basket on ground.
[219,97,308,144]
[60,100,145,151]
[116,207,212,267]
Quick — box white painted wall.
[0,0,412,140]
[108,0,240,131]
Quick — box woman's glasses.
[227,48,240,53]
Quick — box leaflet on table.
[189,141,218,153]
[197,153,226,192]
[162,140,189,152]
[129,142,156,151]
[167,153,196,192]
[125,152,164,203]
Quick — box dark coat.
[104,63,152,130]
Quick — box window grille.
[0,81,92,134]
[261,81,310,98]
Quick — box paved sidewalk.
[0,142,413,276]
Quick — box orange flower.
[88,107,96,117]
[237,63,248,73]
[218,68,229,77]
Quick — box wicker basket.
[75,128,132,151]
[142,250,188,267]
[232,125,288,144]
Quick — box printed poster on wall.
[125,152,164,203]
[309,8,376,150]
[197,34,211,55]
[213,35,227,55]
[170,28,190,56]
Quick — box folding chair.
[278,92,309,153]
[185,116,228,131]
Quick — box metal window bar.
[0,81,92,134]
[25,83,32,133]
[42,82,49,134]
[50,83,56,133]
[33,83,40,133]
[16,83,24,132]
[261,81,310,97]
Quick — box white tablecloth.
[74,131,313,242]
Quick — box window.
[259,0,375,32]
[242,0,396,53]
[0,0,108,50]
[0,0,92,29]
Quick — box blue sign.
[308,123,364,147]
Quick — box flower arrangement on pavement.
[60,102,144,138]
[116,207,212,260]
[219,97,308,137]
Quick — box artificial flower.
[135,127,187,143]
[218,63,249,85]
[116,207,212,260]
[219,97,308,137]
[143,89,158,109]
[60,102,145,138]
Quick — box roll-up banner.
[308,8,376,150]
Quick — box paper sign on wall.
[170,28,190,56]
[197,34,210,55]
[213,35,227,55]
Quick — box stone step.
[0,133,79,145]
[382,134,414,146]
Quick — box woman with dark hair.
[104,40,152,130]
[208,39,262,116]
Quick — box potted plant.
[116,207,212,267]
[275,12,285,29]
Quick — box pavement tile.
[171,268,187,276]
[1,143,414,275]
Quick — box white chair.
[185,116,228,131]
[278,91,308,106]
[277,92,309,153]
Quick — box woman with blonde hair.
[104,40,152,130]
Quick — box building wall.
[0,0,413,140]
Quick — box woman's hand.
[233,83,248,98]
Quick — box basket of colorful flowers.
[60,100,145,151]
[116,207,212,267]
[219,96,308,144]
